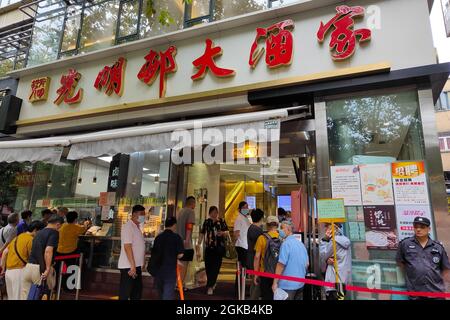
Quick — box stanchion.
[237,261,241,300]
[76,253,83,300]
[177,264,184,300]
[241,266,247,300]
[56,261,64,300]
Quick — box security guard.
[396,217,450,300]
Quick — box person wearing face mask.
[319,223,351,300]
[118,205,146,300]
[233,201,252,298]
[272,220,309,300]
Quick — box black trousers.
[205,247,224,289]
[235,247,248,298]
[260,276,274,300]
[119,266,143,300]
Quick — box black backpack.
[263,233,282,274]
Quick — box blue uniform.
[396,236,450,298]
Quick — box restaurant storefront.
[0,0,449,299]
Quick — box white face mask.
[138,216,145,224]
[241,209,250,215]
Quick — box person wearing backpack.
[0,221,45,299]
[253,215,281,300]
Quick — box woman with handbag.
[0,220,45,299]
[196,206,229,296]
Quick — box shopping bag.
[27,281,50,300]
[224,234,237,259]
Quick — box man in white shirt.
[233,201,251,298]
[118,205,146,300]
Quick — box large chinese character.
[191,39,235,80]
[54,69,83,105]
[94,57,127,97]
[29,77,51,103]
[137,46,177,98]
[317,5,371,61]
[249,20,295,69]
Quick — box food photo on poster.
[359,164,395,206]
[363,205,398,250]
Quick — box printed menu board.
[331,165,362,206]
[363,206,398,250]
[395,205,435,241]
[392,161,430,205]
[360,164,395,205]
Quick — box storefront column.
[314,100,331,199]
[418,89,450,252]
[313,99,330,281]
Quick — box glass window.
[213,0,267,21]
[118,0,141,39]
[79,0,120,54]
[440,138,445,151]
[0,58,14,77]
[327,91,425,165]
[140,0,184,39]
[27,16,65,66]
[269,0,299,8]
[326,89,429,299]
[60,5,82,53]
[189,0,210,19]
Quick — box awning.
[0,137,70,164]
[67,108,289,160]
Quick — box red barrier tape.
[54,254,81,261]
[246,269,450,299]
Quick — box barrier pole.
[75,253,83,301]
[237,261,241,300]
[331,223,339,285]
[177,264,184,300]
[241,266,246,300]
[57,261,64,300]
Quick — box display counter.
[78,235,154,270]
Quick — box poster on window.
[395,205,435,241]
[363,205,398,250]
[360,164,395,205]
[331,165,362,206]
[391,161,430,205]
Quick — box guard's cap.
[413,216,431,226]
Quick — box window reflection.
[60,5,82,53]
[79,1,120,54]
[327,91,425,165]
[27,16,64,66]
[118,0,140,39]
[140,0,184,39]
[214,0,267,20]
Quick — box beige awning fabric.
[0,137,70,163]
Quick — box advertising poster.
[363,206,398,250]
[395,205,435,241]
[317,199,346,223]
[331,165,362,206]
[360,164,395,205]
[392,161,430,205]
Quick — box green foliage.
[159,9,175,26]
[146,0,192,24]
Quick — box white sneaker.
[207,287,214,295]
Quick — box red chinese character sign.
[54,69,83,105]
[28,77,51,103]
[191,39,235,80]
[317,5,371,61]
[94,57,127,97]
[137,46,177,98]
[249,20,295,69]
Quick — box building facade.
[0,0,449,299]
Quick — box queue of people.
[0,207,90,300]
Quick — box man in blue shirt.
[17,210,33,235]
[272,220,309,300]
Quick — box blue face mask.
[278,229,286,239]
[241,209,250,215]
